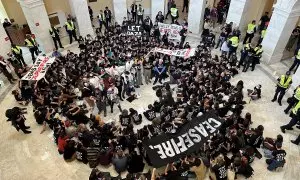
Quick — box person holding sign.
[137,4,144,24]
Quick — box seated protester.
[12,89,30,105]
[266,143,286,171]
[247,84,262,100]
[87,142,101,168]
[75,143,88,164]
[57,130,69,154]
[245,125,264,148]
[160,107,171,122]
[161,121,177,134]
[98,143,114,166]
[129,108,142,125]
[190,158,207,180]
[119,109,131,127]
[238,112,252,130]
[210,154,228,180]
[34,106,48,125]
[112,150,128,174]
[234,156,254,178]
[40,108,56,134]
[143,104,156,121]
[63,139,76,161]
[263,134,283,158]
[127,150,145,174]
[162,163,181,179]
[89,168,111,180]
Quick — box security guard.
[11,44,26,67]
[97,10,106,30]
[170,4,179,24]
[257,28,266,45]
[65,18,78,44]
[284,85,300,114]
[251,45,263,71]
[228,33,239,58]
[289,48,300,72]
[137,4,144,24]
[238,43,251,68]
[50,26,64,50]
[243,20,256,44]
[24,34,39,62]
[280,101,300,134]
[272,71,292,106]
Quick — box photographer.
[6,107,31,134]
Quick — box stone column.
[18,0,53,53]
[0,25,11,58]
[151,0,165,22]
[261,5,300,64]
[113,0,127,25]
[292,67,300,88]
[226,0,251,30]
[187,0,206,34]
[68,0,94,37]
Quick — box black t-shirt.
[120,115,131,126]
[212,164,227,180]
[143,109,156,121]
[272,149,286,161]
[76,147,88,163]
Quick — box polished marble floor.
[1,33,300,180]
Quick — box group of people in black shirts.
[5,12,287,180]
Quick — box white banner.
[152,48,196,59]
[22,56,56,80]
[158,22,183,41]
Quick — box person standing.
[130,2,137,23]
[289,48,300,72]
[272,71,292,106]
[137,4,144,24]
[49,26,64,50]
[97,10,106,31]
[143,58,152,84]
[104,7,112,28]
[284,85,300,114]
[180,26,188,47]
[6,107,31,134]
[252,45,263,71]
[286,26,300,51]
[257,28,266,45]
[153,59,166,85]
[88,6,94,24]
[259,12,270,32]
[280,101,300,133]
[237,43,251,68]
[243,20,256,44]
[228,33,239,58]
[182,0,189,13]
[170,4,179,24]
[11,44,26,67]
[165,0,174,20]
[0,56,16,83]
[24,34,39,62]
[143,16,153,36]
[155,11,164,23]
[65,18,78,44]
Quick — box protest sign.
[152,47,196,59]
[22,56,56,80]
[158,22,183,41]
[143,112,224,167]
[127,24,143,36]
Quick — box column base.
[262,51,284,65]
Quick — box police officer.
[243,20,256,44]
[65,18,78,44]
[50,26,64,50]
[238,43,251,68]
[289,48,300,73]
[272,71,292,106]
[97,10,106,31]
[130,2,137,22]
[257,28,266,45]
[137,4,144,24]
[24,34,39,62]
[11,44,26,67]
[284,85,300,114]
[170,4,179,24]
[280,101,300,133]
[252,45,263,71]
[228,33,239,58]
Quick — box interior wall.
[44,0,71,15]
[0,0,9,23]
[2,0,26,25]
[87,0,113,17]
[127,0,151,16]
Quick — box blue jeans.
[263,148,273,159]
[266,159,285,171]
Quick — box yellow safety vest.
[230,36,239,47]
[296,49,300,60]
[292,101,300,115]
[65,21,75,31]
[244,43,250,50]
[49,27,57,37]
[137,8,144,15]
[294,87,300,100]
[254,47,263,55]
[12,46,21,54]
[25,38,36,47]
[171,8,178,17]
[247,23,256,34]
[98,13,105,21]
[278,75,292,89]
[261,29,266,38]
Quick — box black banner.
[143,112,224,167]
[127,24,143,36]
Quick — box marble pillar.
[292,67,300,88]
[151,0,165,22]
[188,0,206,34]
[18,0,53,53]
[113,0,127,25]
[0,24,11,58]
[68,0,94,37]
[226,0,251,30]
[261,5,300,64]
